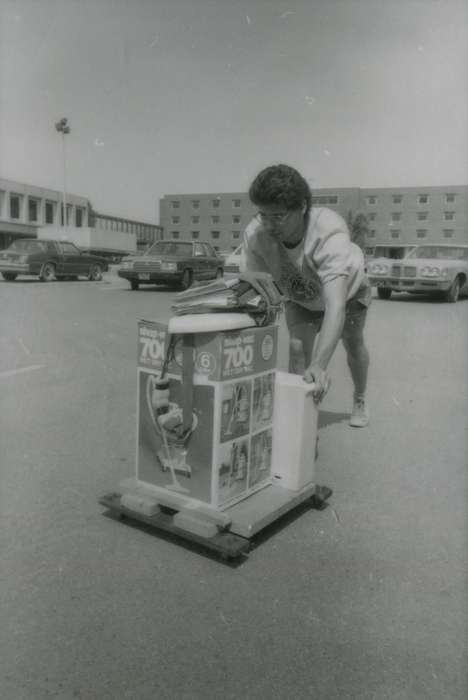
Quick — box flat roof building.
[160,185,468,252]
[0,178,162,252]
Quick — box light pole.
[55,117,71,226]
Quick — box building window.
[232,215,241,224]
[214,246,220,252]
[10,194,20,219]
[171,231,180,239]
[232,231,240,239]
[191,216,199,224]
[171,200,180,209]
[416,229,427,238]
[61,203,67,225]
[76,208,83,227]
[366,196,377,205]
[392,194,403,204]
[191,200,200,209]
[211,231,220,239]
[445,193,456,203]
[368,212,376,221]
[212,198,220,208]
[191,231,200,239]
[417,212,428,221]
[232,199,241,208]
[443,229,454,238]
[312,195,338,205]
[45,201,54,224]
[211,215,220,223]
[390,229,400,239]
[391,212,401,222]
[28,198,38,222]
[444,211,455,221]
[418,194,428,204]
[171,216,180,224]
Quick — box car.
[117,240,224,290]
[364,244,417,272]
[223,244,245,274]
[367,243,468,302]
[0,239,109,282]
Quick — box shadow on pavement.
[375,293,468,304]
[318,410,349,428]
[101,509,247,568]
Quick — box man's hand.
[304,363,331,403]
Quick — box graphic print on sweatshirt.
[277,249,322,303]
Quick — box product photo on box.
[136,318,278,510]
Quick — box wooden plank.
[99,492,250,560]
[119,478,232,529]
[224,482,319,538]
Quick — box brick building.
[159,185,468,252]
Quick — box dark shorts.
[285,296,368,342]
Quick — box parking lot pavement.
[1,281,467,700]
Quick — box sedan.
[0,239,108,281]
[368,243,468,302]
[223,244,245,274]
[118,240,224,290]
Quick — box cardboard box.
[136,320,278,509]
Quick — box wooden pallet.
[99,484,332,562]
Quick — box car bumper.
[369,277,452,292]
[118,270,183,284]
[0,263,31,274]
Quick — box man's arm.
[304,275,348,401]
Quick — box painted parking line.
[0,364,45,379]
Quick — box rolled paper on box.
[168,313,256,334]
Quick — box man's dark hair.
[248,164,312,213]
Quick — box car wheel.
[180,269,193,290]
[215,268,224,280]
[130,280,140,290]
[443,276,461,303]
[88,264,103,281]
[39,262,56,282]
[2,272,18,281]
[377,287,392,300]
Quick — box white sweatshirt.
[243,207,371,311]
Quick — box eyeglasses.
[254,210,292,225]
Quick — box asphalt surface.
[1,269,467,700]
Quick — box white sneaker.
[349,397,369,427]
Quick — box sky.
[1,0,467,223]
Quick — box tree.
[347,210,369,252]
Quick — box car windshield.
[146,242,193,257]
[7,240,49,253]
[373,246,415,260]
[407,246,468,261]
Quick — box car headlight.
[369,263,389,275]
[420,266,443,277]
[161,261,177,271]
